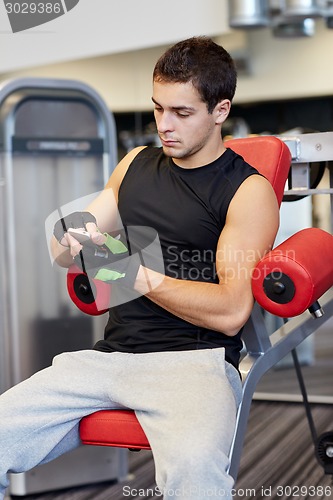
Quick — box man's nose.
[157,112,173,134]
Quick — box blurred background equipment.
[0,77,127,496]
[228,0,333,38]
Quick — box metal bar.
[291,348,318,444]
[241,303,272,357]
[0,77,118,176]
[280,132,333,163]
[228,289,333,480]
[284,188,333,196]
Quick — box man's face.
[152,80,228,168]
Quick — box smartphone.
[67,228,92,244]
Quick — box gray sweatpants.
[0,348,242,499]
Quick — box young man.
[0,37,278,499]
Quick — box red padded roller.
[80,410,150,450]
[67,264,110,315]
[252,228,333,317]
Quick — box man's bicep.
[216,175,279,287]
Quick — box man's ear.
[215,99,231,124]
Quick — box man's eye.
[177,112,190,117]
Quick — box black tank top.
[94,146,259,369]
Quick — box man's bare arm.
[50,146,146,268]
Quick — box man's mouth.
[160,138,178,147]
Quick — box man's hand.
[65,225,140,289]
[53,211,97,245]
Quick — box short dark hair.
[153,36,237,114]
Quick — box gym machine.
[0,78,127,496]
